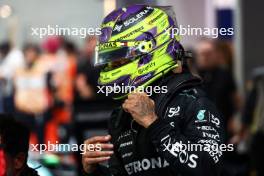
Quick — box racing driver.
[82,4,224,176]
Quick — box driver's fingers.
[83,157,111,165]
[83,150,114,158]
[84,135,111,145]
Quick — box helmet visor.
[94,40,154,67]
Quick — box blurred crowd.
[0,36,99,143]
[0,36,263,176]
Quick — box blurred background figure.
[241,67,264,176]
[14,43,48,144]
[39,36,77,145]
[194,38,248,176]
[194,38,241,142]
[75,35,99,102]
[0,41,24,113]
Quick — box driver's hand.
[82,135,114,174]
[122,92,157,128]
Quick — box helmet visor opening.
[103,57,131,71]
[94,47,130,66]
[94,43,145,67]
[94,39,158,66]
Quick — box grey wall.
[0,0,213,48]
[242,0,264,80]
[157,0,215,48]
[0,0,105,46]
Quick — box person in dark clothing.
[241,68,264,176]
[198,68,237,140]
[0,42,12,113]
[195,39,248,176]
[82,5,225,176]
[75,36,100,102]
[194,39,239,140]
[0,114,39,176]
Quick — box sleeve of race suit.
[108,108,129,176]
[108,148,129,176]
[147,96,225,176]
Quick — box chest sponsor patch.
[165,106,181,118]
[124,157,169,175]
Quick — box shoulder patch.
[179,88,198,99]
